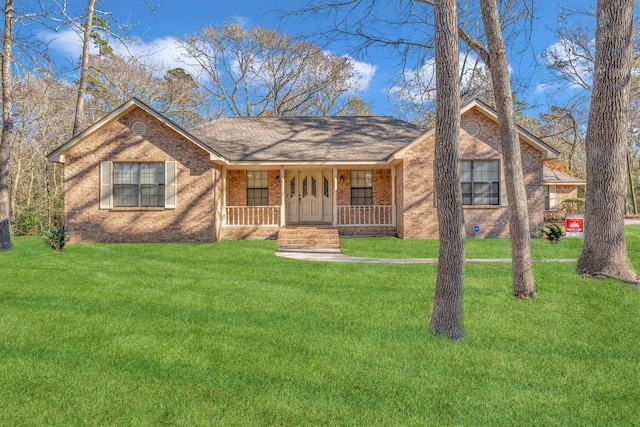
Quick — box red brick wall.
[222,226,279,240]
[226,170,246,206]
[395,163,405,238]
[337,169,351,205]
[63,107,220,243]
[373,169,392,205]
[268,170,282,205]
[399,134,438,238]
[556,185,578,205]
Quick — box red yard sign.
[565,214,584,238]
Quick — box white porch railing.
[224,205,395,227]
[337,205,395,226]
[225,206,280,226]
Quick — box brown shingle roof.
[543,167,586,185]
[189,116,425,162]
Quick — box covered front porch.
[220,166,398,239]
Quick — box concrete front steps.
[277,226,341,250]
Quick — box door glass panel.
[311,176,317,197]
[323,177,329,198]
[290,177,296,197]
[302,176,308,197]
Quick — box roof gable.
[460,99,559,159]
[459,136,502,159]
[46,98,225,163]
[393,100,559,161]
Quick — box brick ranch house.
[47,98,576,243]
[543,167,586,220]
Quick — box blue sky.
[42,0,589,118]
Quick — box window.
[460,160,499,205]
[323,176,329,198]
[350,170,372,205]
[100,161,175,209]
[247,170,269,206]
[113,162,165,207]
[544,185,556,210]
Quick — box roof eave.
[543,180,586,185]
[223,159,394,169]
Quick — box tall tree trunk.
[578,0,636,283]
[10,147,20,222]
[72,0,96,135]
[430,0,465,339]
[0,0,15,250]
[628,150,638,215]
[479,0,536,299]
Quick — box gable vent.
[131,121,147,136]
[465,121,480,136]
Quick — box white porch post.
[332,168,338,227]
[391,166,397,227]
[222,166,227,227]
[280,167,285,226]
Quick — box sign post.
[565,214,584,238]
[473,224,480,238]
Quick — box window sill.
[110,207,167,211]
[463,205,501,209]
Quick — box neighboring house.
[47,98,560,243]
[543,167,586,220]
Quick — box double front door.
[287,171,332,223]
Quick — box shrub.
[543,224,564,243]
[563,198,585,214]
[43,227,66,251]
[13,208,44,236]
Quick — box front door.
[287,171,324,222]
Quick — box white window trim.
[99,160,176,209]
[545,184,556,210]
[461,160,502,206]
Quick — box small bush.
[43,227,66,251]
[563,198,585,214]
[543,224,564,243]
[13,208,44,236]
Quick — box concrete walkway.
[275,248,577,264]
[276,218,640,263]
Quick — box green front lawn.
[0,232,638,426]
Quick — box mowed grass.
[0,230,638,426]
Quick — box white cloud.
[40,28,94,60]
[39,29,198,77]
[542,39,594,90]
[390,53,488,104]
[534,81,558,95]
[346,57,376,92]
[231,16,252,28]
[119,36,195,75]
[39,29,376,96]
